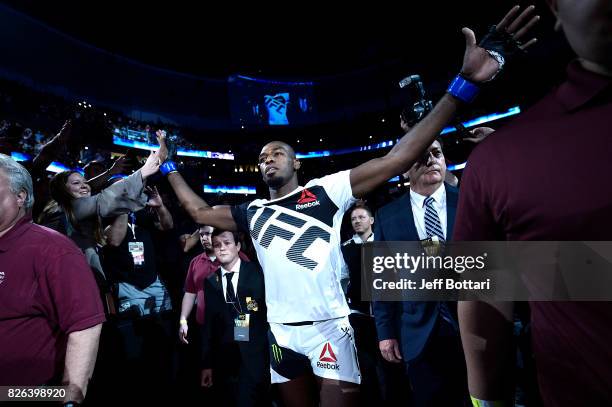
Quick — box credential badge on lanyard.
[127,212,145,267]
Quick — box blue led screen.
[228,75,316,127]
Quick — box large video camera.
[398,75,433,127]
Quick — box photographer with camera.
[373,38,516,405]
[399,76,496,189]
[374,113,466,405]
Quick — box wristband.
[447,75,480,103]
[470,396,507,407]
[160,160,178,175]
[180,319,188,325]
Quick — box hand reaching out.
[145,186,164,208]
[139,130,172,178]
[460,5,539,83]
[157,129,178,162]
[140,149,163,179]
[155,130,169,163]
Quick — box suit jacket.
[372,183,458,362]
[341,240,371,314]
[201,260,269,382]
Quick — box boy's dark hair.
[211,228,240,245]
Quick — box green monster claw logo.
[271,344,283,364]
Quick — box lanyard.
[128,213,136,240]
[224,272,244,316]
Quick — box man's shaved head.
[260,141,296,159]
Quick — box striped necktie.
[424,196,445,241]
[424,197,456,330]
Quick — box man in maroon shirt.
[454,1,612,406]
[179,225,220,343]
[0,154,106,404]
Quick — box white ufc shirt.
[231,170,356,323]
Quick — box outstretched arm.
[32,120,71,175]
[72,148,166,221]
[350,5,538,198]
[87,156,131,193]
[351,94,460,197]
[166,172,238,231]
[156,131,238,231]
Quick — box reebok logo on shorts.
[317,342,340,370]
[296,189,320,210]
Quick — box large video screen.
[228,75,316,127]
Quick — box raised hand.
[145,186,163,208]
[140,149,163,179]
[460,5,539,83]
[155,130,169,163]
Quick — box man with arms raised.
[157,7,537,406]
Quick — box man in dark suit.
[372,138,467,407]
[200,229,269,407]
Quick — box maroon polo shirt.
[185,252,220,325]
[454,61,612,406]
[0,215,106,385]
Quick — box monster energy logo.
[271,344,283,364]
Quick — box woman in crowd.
[38,146,166,280]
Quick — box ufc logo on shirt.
[247,186,336,271]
